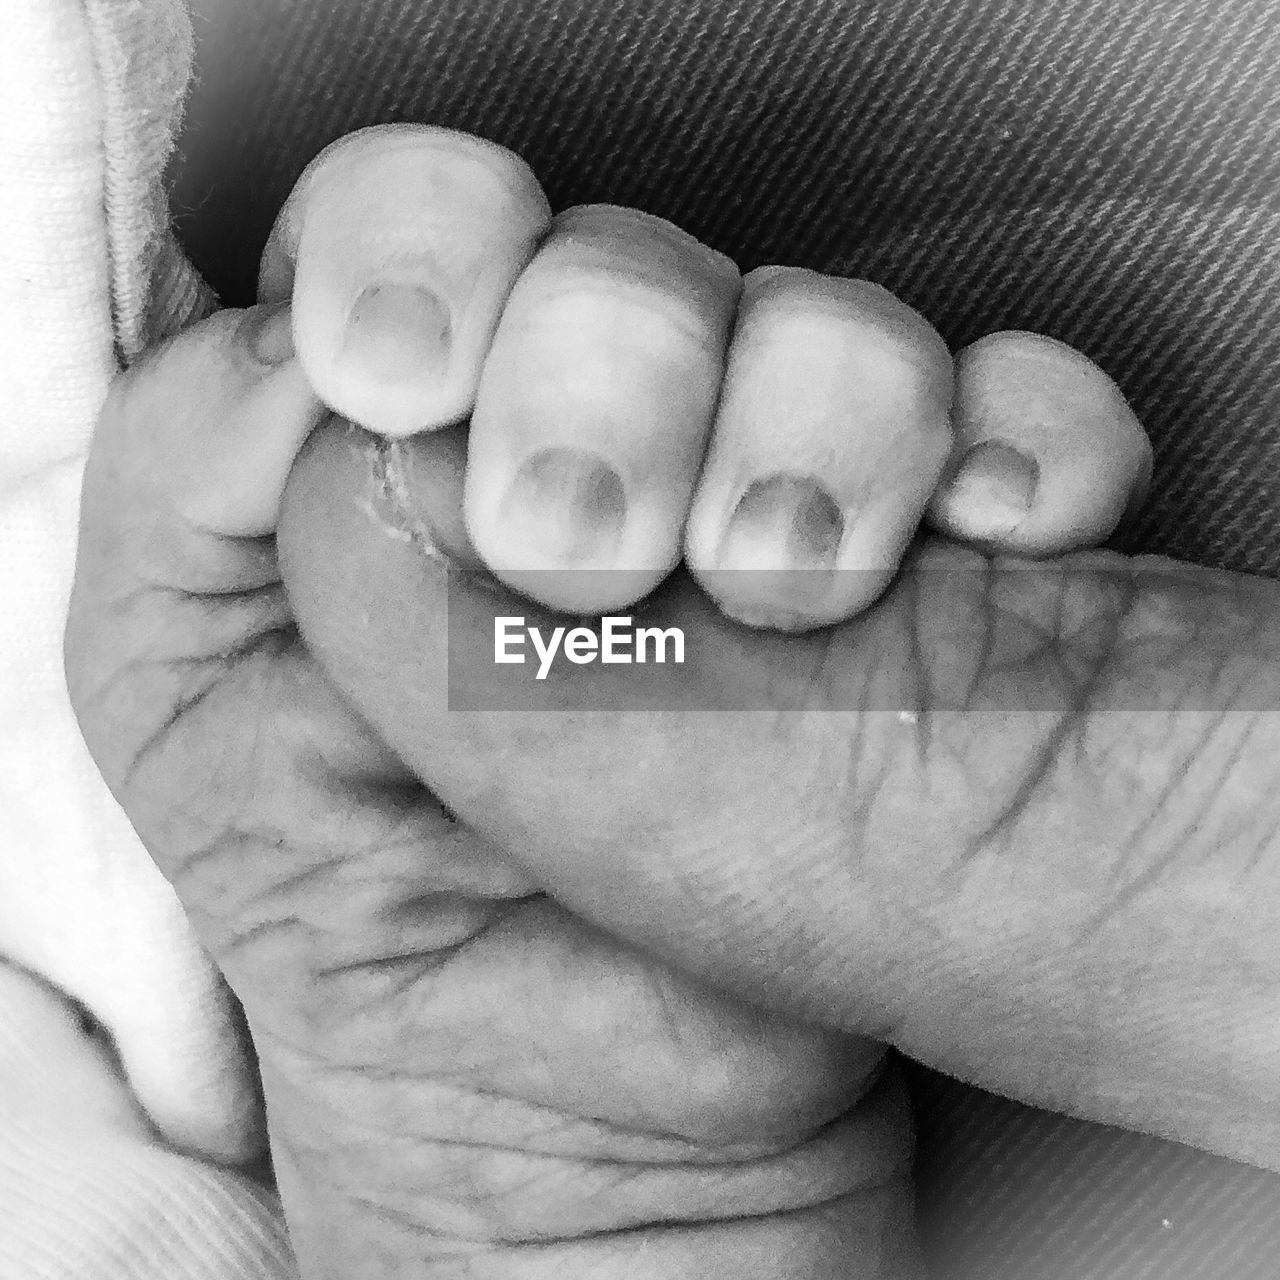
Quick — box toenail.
[238,301,295,366]
[342,281,452,383]
[718,473,845,573]
[948,439,1039,522]
[501,447,628,564]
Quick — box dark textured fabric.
[168,1,1280,1275]
[905,1061,1280,1279]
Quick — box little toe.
[685,268,954,630]
[465,205,740,613]
[926,331,1152,556]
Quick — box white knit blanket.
[0,1,293,1273]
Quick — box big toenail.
[342,281,452,382]
[719,474,845,572]
[502,448,628,564]
[948,440,1039,523]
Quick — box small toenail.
[948,439,1039,523]
[502,447,628,564]
[342,281,452,383]
[719,473,845,573]
[238,301,295,366]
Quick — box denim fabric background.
[169,1,1280,1275]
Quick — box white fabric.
[0,0,292,1273]
[0,966,292,1280]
